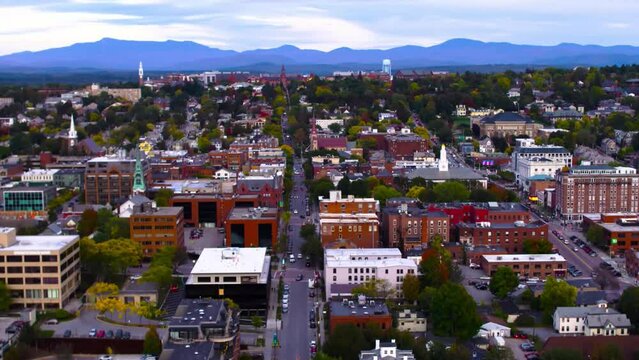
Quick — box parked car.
[513,332,528,339]
[45,319,59,325]
[170,284,179,292]
[282,304,289,313]
[296,274,304,281]
[98,356,113,360]
[520,343,535,352]
[96,330,105,338]
[115,329,123,339]
[123,331,131,340]
[106,330,114,338]
[63,330,72,338]
[89,328,97,338]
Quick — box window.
[223,276,236,283]
[197,276,211,283]
[6,255,21,262]
[332,269,336,274]
[43,277,58,284]
[333,276,337,281]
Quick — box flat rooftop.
[482,254,566,263]
[325,248,401,260]
[459,220,545,229]
[134,207,183,216]
[0,232,78,253]
[190,247,269,275]
[169,298,226,327]
[330,299,390,317]
[228,207,277,220]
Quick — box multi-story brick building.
[319,213,380,248]
[480,254,567,279]
[236,175,282,208]
[84,155,151,205]
[458,220,548,253]
[480,112,543,138]
[225,207,278,248]
[323,248,418,301]
[423,202,530,225]
[385,134,429,160]
[170,194,258,227]
[381,203,449,250]
[319,190,378,214]
[130,205,185,257]
[583,213,639,256]
[329,298,392,334]
[555,165,639,222]
[0,228,80,309]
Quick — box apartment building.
[129,205,185,257]
[0,228,80,309]
[553,302,631,336]
[323,248,417,300]
[84,155,150,205]
[381,203,449,250]
[583,213,639,256]
[480,254,566,279]
[319,213,380,248]
[555,165,639,222]
[458,220,548,253]
[319,190,379,214]
[511,139,571,182]
[225,207,278,248]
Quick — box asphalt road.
[276,158,319,360]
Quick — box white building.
[397,309,427,333]
[323,248,418,301]
[214,168,236,180]
[511,139,572,187]
[553,302,631,336]
[186,247,270,287]
[315,118,344,131]
[21,169,59,184]
[477,322,511,338]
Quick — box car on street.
[123,331,131,340]
[282,304,288,313]
[284,284,290,292]
[45,319,59,325]
[310,340,317,354]
[513,332,528,339]
[89,328,97,338]
[170,284,179,292]
[305,261,311,267]
[520,342,535,352]
[297,253,303,259]
[115,329,123,339]
[98,356,113,360]
[296,274,304,281]
[293,209,298,214]
[282,298,289,305]
[106,330,114,338]
[63,330,72,338]
[573,247,579,252]
[309,292,315,298]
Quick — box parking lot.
[184,226,224,254]
[460,265,495,305]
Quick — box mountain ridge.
[2,38,639,72]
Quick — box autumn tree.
[402,274,421,303]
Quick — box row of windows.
[0,255,58,263]
[323,225,376,233]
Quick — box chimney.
[0,228,17,248]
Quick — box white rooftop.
[88,156,135,163]
[325,248,416,268]
[482,254,566,263]
[190,247,268,275]
[22,169,59,176]
[326,248,402,260]
[0,230,78,252]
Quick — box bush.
[514,314,536,327]
[39,309,75,322]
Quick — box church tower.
[138,61,144,87]
[438,144,449,172]
[132,150,146,194]
[310,118,318,151]
[68,114,77,148]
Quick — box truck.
[308,279,315,289]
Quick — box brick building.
[385,134,429,160]
[381,203,449,250]
[556,165,639,222]
[423,202,530,225]
[319,190,379,214]
[583,213,639,256]
[319,213,379,248]
[480,254,567,279]
[458,220,548,253]
[169,194,258,227]
[225,207,278,248]
[479,112,543,138]
[84,155,151,205]
[236,175,282,208]
[130,205,185,257]
[329,298,392,333]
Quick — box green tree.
[0,282,12,311]
[328,123,342,134]
[77,209,98,237]
[154,189,174,207]
[485,346,515,360]
[143,326,162,356]
[417,286,437,314]
[540,277,577,320]
[371,184,401,207]
[197,136,211,153]
[352,278,395,298]
[592,343,623,360]
[522,238,553,254]
[251,315,264,330]
[419,235,461,287]
[337,176,351,196]
[489,267,519,299]
[141,265,173,288]
[432,181,470,202]
[402,274,421,303]
[323,324,368,360]
[431,283,481,339]
[541,348,582,360]
[308,178,335,203]
[406,186,426,200]
[469,188,498,202]
[300,223,317,241]
[586,225,607,249]
[618,287,639,331]
[301,235,323,266]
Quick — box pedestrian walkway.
[264,263,283,360]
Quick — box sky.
[0,0,638,56]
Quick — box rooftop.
[330,298,390,317]
[459,220,545,229]
[0,229,78,252]
[169,298,227,327]
[190,247,269,276]
[481,112,535,124]
[482,254,566,263]
[406,166,485,181]
[228,207,277,220]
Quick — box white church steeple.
[68,114,77,147]
[438,144,449,172]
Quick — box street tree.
[154,189,174,207]
[141,265,173,289]
[87,282,119,301]
[372,184,402,207]
[143,326,162,356]
[586,225,607,249]
[489,267,519,298]
[0,282,11,311]
[323,324,368,360]
[77,209,98,237]
[522,238,553,254]
[431,283,481,339]
[402,274,421,303]
[540,277,577,320]
[300,223,317,240]
[618,287,639,331]
[251,315,264,330]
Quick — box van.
[45,319,59,325]
[289,254,296,263]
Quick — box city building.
[553,302,631,336]
[511,139,572,187]
[52,168,85,188]
[423,202,531,225]
[319,213,380,248]
[0,228,80,309]
[543,336,639,360]
[329,296,392,333]
[129,204,185,257]
[582,213,639,256]
[164,298,240,360]
[169,194,258,227]
[225,207,278,248]
[381,203,449,250]
[386,133,429,160]
[480,254,566,279]
[323,248,417,300]
[2,186,57,212]
[396,309,427,333]
[319,191,379,214]
[185,248,270,317]
[87,84,141,103]
[236,175,282,208]
[20,169,59,186]
[555,165,639,222]
[84,154,151,205]
[359,339,415,360]
[479,112,543,138]
[118,279,158,307]
[458,220,548,253]
[406,145,487,188]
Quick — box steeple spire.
[138,61,144,87]
[132,150,146,194]
[438,144,449,172]
[68,114,77,147]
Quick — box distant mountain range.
[2,38,639,73]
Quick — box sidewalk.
[264,265,283,360]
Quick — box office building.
[84,154,150,205]
[582,213,639,256]
[170,194,258,227]
[319,213,380,248]
[329,296,392,333]
[458,220,548,253]
[2,186,57,211]
[225,207,278,248]
[130,205,185,257]
[382,203,449,250]
[479,112,543,138]
[480,254,566,279]
[0,228,80,309]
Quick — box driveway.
[505,337,535,360]
[461,265,495,306]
